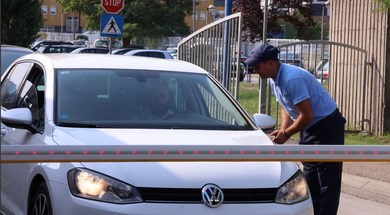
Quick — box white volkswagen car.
[1,54,313,215]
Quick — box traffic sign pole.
[101,0,124,53]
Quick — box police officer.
[245,44,346,215]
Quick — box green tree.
[1,0,44,47]
[278,12,323,40]
[58,0,192,46]
[373,0,390,11]
[232,0,316,42]
[122,0,192,44]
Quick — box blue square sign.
[100,14,123,38]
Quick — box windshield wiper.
[57,122,100,128]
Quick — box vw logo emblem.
[201,184,224,208]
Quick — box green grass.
[238,82,390,145]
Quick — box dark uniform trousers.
[299,108,346,215]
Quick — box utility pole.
[192,0,196,32]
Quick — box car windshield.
[56,69,252,130]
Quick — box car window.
[96,49,109,54]
[56,69,251,130]
[1,63,45,130]
[113,41,122,49]
[316,59,329,71]
[323,62,329,70]
[82,49,94,53]
[148,52,165,59]
[1,63,32,109]
[133,52,148,57]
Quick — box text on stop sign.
[103,0,121,7]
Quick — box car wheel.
[29,182,53,215]
[239,73,245,82]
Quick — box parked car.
[1,44,34,75]
[111,48,140,55]
[124,49,173,59]
[36,45,78,53]
[70,47,109,54]
[30,40,73,52]
[111,45,148,55]
[315,58,329,79]
[93,38,122,49]
[72,39,90,47]
[166,47,178,59]
[238,62,247,81]
[1,54,313,215]
[279,51,303,67]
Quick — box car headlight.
[275,170,310,204]
[67,168,143,203]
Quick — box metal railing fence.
[178,13,242,98]
[268,41,369,133]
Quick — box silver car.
[1,54,313,215]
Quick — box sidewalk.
[342,172,390,197]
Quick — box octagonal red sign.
[101,0,124,14]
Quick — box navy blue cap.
[244,45,280,67]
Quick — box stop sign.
[101,0,124,14]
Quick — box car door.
[1,61,46,213]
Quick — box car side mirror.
[253,113,276,132]
[1,108,39,134]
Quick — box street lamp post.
[206,5,215,25]
[258,0,268,114]
[321,1,330,40]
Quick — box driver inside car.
[133,80,174,120]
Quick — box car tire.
[29,182,53,215]
[239,73,245,82]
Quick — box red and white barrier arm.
[1,145,389,163]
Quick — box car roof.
[70,47,109,53]
[125,49,170,54]
[1,45,34,75]
[1,44,34,52]
[16,54,208,74]
[111,48,138,54]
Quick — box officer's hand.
[271,129,289,144]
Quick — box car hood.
[52,128,299,188]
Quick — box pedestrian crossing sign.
[100,14,123,38]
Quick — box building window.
[41,5,48,14]
[66,16,79,32]
[40,26,55,32]
[199,11,206,20]
[50,6,57,15]
[214,0,225,7]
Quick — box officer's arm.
[280,108,293,130]
[284,99,313,137]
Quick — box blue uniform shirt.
[269,63,337,129]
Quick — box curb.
[342,173,390,197]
